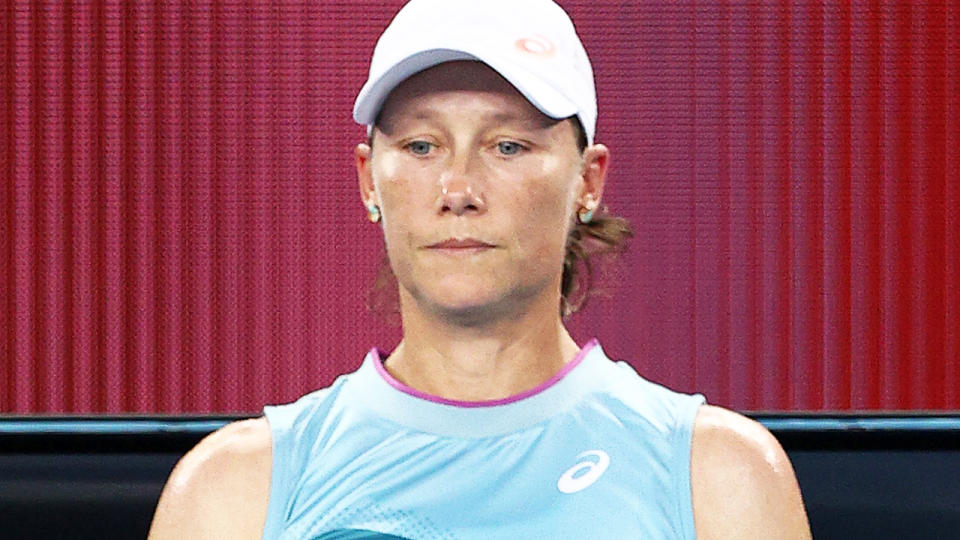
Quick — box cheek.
[374,151,401,179]
[371,157,438,281]
[373,155,419,230]
[513,179,575,262]
[527,158,581,227]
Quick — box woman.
[150,1,811,538]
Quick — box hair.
[365,117,634,321]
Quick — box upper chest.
[280,413,686,540]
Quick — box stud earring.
[367,204,381,223]
[577,206,595,224]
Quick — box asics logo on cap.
[557,449,610,494]
[515,35,556,56]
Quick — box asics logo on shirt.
[556,449,610,494]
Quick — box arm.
[147,417,273,540]
[690,405,812,539]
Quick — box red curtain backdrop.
[2,1,958,413]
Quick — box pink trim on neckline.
[371,338,599,408]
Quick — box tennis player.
[149,1,812,538]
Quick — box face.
[356,61,608,324]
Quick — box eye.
[496,141,525,156]
[406,140,434,156]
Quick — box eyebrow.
[486,111,557,129]
[383,108,557,131]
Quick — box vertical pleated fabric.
[2,0,958,413]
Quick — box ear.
[577,143,610,211]
[356,142,377,210]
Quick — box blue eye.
[497,141,524,155]
[407,141,433,155]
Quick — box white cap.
[353,0,598,144]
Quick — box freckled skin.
[364,62,589,326]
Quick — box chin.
[431,300,513,328]
[430,284,504,312]
[408,278,518,324]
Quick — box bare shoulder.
[690,405,812,540]
[148,417,273,540]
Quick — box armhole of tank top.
[674,395,705,540]
[261,405,295,539]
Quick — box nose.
[436,155,487,216]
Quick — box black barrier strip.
[753,414,960,450]
[2,414,960,434]
[1,414,959,452]
[0,418,238,434]
[756,415,960,434]
[0,416,250,453]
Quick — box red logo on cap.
[515,34,556,57]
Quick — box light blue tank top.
[262,340,705,539]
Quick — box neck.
[383,289,581,402]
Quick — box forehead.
[375,61,556,130]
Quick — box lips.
[426,238,495,250]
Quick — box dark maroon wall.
[2,1,958,412]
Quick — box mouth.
[425,238,496,251]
